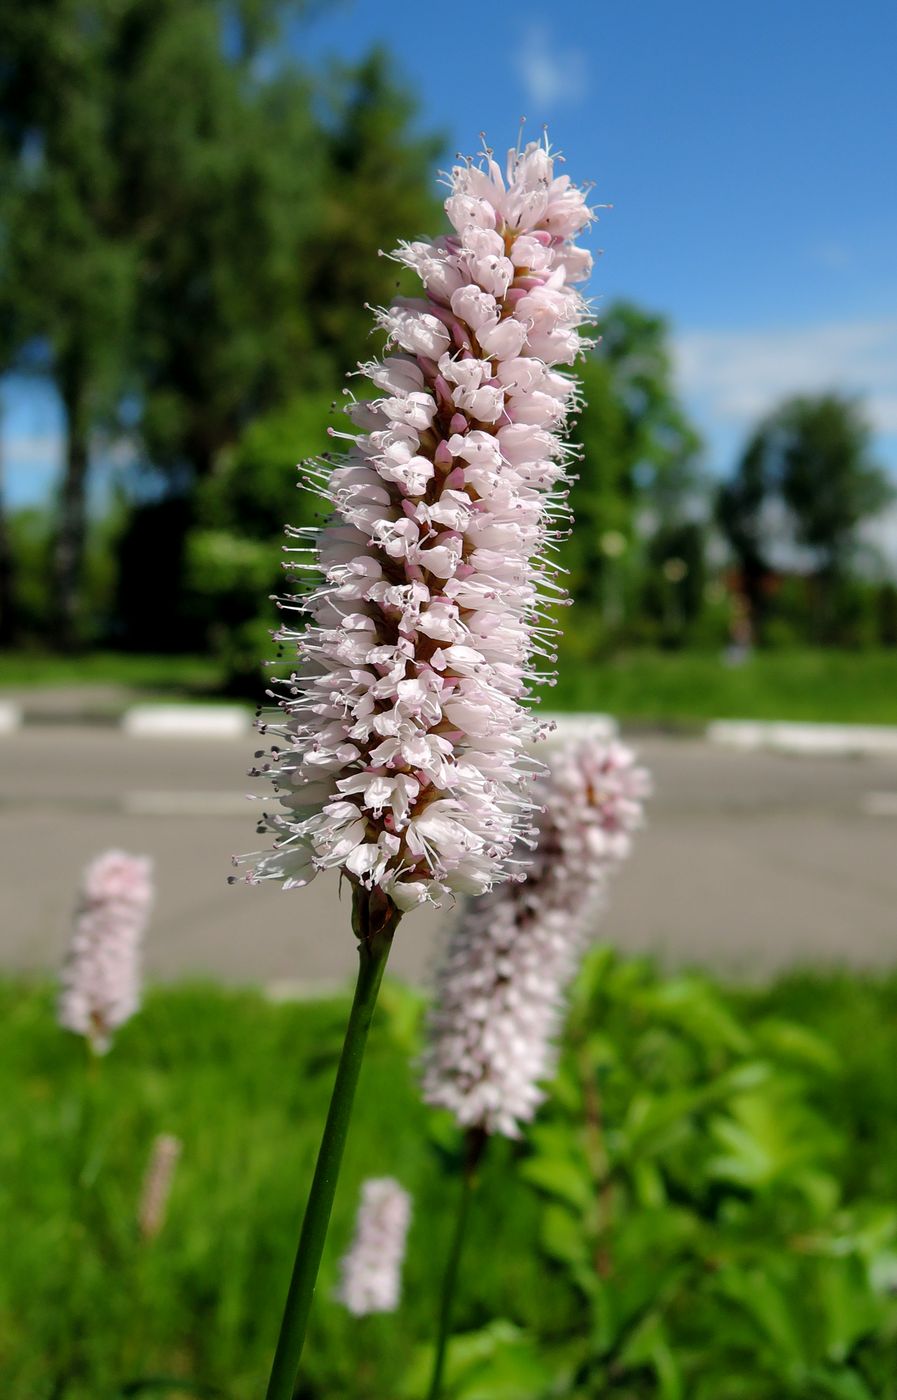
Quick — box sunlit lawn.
[553,647,897,724]
[3,647,897,725]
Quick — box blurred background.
[1,2,895,985]
[3,6,897,1399]
[0,0,895,985]
[2,0,896,688]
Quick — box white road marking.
[122,704,251,738]
[540,712,619,745]
[0,701,22,734]
[709,720,897,757]
[861,792,897,817]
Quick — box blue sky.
[5,0,897,521]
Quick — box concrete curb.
[121,704,252,739]
[0,701,22,734]
[707,720,897,758]
[4,701,896,757]
[541,711,619,745]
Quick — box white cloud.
[514,24,587,109]
[5,431,62,468]
[674,318,897,436]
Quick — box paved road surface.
[2,727,896,987]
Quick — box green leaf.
[707,1085,838,1194]
[635,977,753,1056]
[518,1155,593,1212]
[402,1320,553,1400]
[753,1018,841,1075]
[714,1268,808,1367]
[617,1063,772,1163]
[803,1367,878,1400]
[817,1257,884,1362]
[631,1157,667,1208]
[540,1202,589,1269]
[618,1312,684,1400]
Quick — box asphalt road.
[2,726,896,988]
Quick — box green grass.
[4,647,897,725]
[0,980,552,1400]
[0,651,226,694]
[553,647,897,724]
[4,957,897,1399]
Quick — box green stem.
[426,1129,486,1400]
[264,886,400,1400]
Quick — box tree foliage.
[1,13,893,660]
[0,2,440,646]
[565,302,704,624]
[302,48,442,380]
[717,394,893,640]
[0,0,137,642]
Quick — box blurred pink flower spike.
[138,1133,182,1241]
[239,135,596,913]
[421,739,651,1138]
[58,849,154,1054]
[335,1177,413,1316]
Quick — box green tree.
[565,301,704,628]
[0,411,15,646]
[718,394,892,642]
[147,47,440,653]
[115,33,440,648]
[643,518,708,646]
[0,1,322,647]
[779,394,892,578]
[0,168,25,646]
[304,48,442,379]
[118,5,324,486]
[716,431,771,632]
[878,582,897,647]
[0,2,136,645]
[201,389,338,539]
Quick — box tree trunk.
[55,360,90,651]
[0,407,17,647]
[737,556,766,645]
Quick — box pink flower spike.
[420,738,651,1139]
[58,850,154,1054]
[241,135,596,911]
[335,1177,412,1316]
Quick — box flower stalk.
[264,886,401,1400]
[426,1128,485,1400]
[421,739,650,1390]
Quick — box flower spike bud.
[420,739,650,1138]
[335,1177,412,1316]
[58,850,154,1054]
[241,136,597,910]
